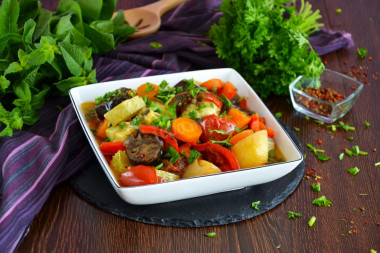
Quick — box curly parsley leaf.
[312,196,332,207]
[288,211,302,219]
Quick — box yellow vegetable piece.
[111,150,132,173]
[104,96,145,126]
[182,159,222,179]
[231,130,268,169]
[156,170,180,181]
[105,122,134,142]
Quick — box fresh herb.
[131,116,142,128]
[155,163,164,170]
[315,120,325,125]
[143,82,155,92]
[204,232,216,238]
[119,122,126,129]
[312,196,332,207]
[357,47,368,58]
[365,120,371,127]
[305,116,310,120]
[151,116,171,130]
[348,167,360,176]
[165,146,181,164]
[339,121,355,131]
[0,0,135,137]
[184,79,207,98]
[306,143,325,154]
[150,42,162,49]
[375,162,380,167]
[311,183,321,192]
[188,111,198,121]
[251,201,260,211]
[370,250,377,253]
[327,124,337,132]
[95,89,122,105]
[275,112,282,118]
[221,94,232,109]
[208,0,324,98]
[317,154,331,161]
[187,150,201,164]
[276,244,281,249]
[308,216,316,227]
[288,211,302,219]
[209,129,234,149]
[347,136,353,141]
[339,153,344,160]
[294,127,300,132]
[345,148,353,157]
[156,80,176,104]
[336,9,342,14]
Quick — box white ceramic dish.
[69,68,303,205]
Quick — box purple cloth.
[0,0,353,252]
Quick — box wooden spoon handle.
[146,0,188,17]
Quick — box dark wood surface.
[16,0,380,252]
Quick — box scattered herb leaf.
[204,232,216,238]
[365,120,371,127]
[336,8,342,14]
[150,42,162,49]
[315,120,324,125]
[311,183,321,192]
[339,153,344,160]
[348,167,360,176]
[308,216,316,227]
[357,47,368,58]
[251,201,260,211]
[275,112,282,118]
[312,196,332,207]
[288,211,302,219]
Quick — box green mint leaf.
[58,41,84,77]
[0,0,20,34]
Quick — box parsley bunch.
[208,0,325,98]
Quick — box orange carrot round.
[172,117,202,143]
[228,108,251,129]
[136,82,159,100]
[229,129,254,146]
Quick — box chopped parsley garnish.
[151,116,171,130]
[312,196,332,207]
[375,162,380,167]
[187,150,201,164]
[209,130,234,149]
[347,136,353,141]
[348,167,360,176]
[275,112,282,118]
[143,82,155,92]
[204,232,216,238]
[306,143,324,154]
[336,9,341,14]
[165,146,181,164]
[315,120,324,125]
[311,183,321,192]
[288,211,302,219]
[221,94,232,109]
[357,47,368,58]
[317,154,331,161]
[131,116,142,128]
[339,153,344,160]
[327,124,337,132]
[305,115,310,120]
[150,42,162,48]
[308,216,316,227]
[365,120,371,127]
[184,78,207,98]
[188,111,198,121]
[251,201,260,211]
[119,122,126,129]
[95,89,122,105]
[294,127,300,132]
[339,121,355,131]
[155,163,164,170]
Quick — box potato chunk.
[104,96,145,126]
[231,130,268,169]
[111,150,132,173]
[182,159,222,179]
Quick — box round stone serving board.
[69,121,304,227]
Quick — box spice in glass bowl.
[297,87,346,116]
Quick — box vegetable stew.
[82,78,284,187]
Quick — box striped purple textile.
[0,0,353,252]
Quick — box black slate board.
[69,121,304,227]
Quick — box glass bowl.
[289,69,363,123]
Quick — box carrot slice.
[218,81,237,100]
[200,78,224,92]
[96,118,109,139]
[136,82,159,100]
[229,129,254,146]
[227,108,252,129]
[171,117,202,143]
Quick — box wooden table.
[16,0,380,252]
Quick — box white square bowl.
[69,68,303,205]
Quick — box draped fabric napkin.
[0,0,354,252]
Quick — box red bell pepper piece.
[198,91,223,109]
[218,81,237,100]
[119,165,157,187]
[99,141,125,154]
[192,142,240,171]
[249,113,260,131]
[139,125,179,152]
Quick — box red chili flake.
[377,222,380,226]
[364,221,369,224]
[318,139,322,145]
[324,60,328,65]
[353,230,357,233]
[368,57,372,61]
[344,60,348,65]
[373,148,377,152]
